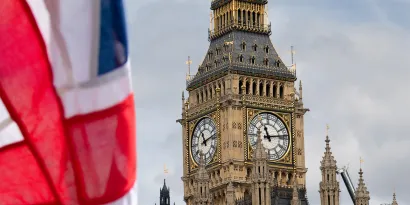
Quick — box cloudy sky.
[124,0,410,204]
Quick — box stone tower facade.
[354,169,370,205]
[178,0,309,204]
[319,134,340,205]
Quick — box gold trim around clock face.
[188,113,220,168]
[246,109,292,162]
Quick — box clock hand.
[204,133,216,143]
[271,134,288,139]
[263,126,272,142]
[201,133,207,146]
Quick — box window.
[239,80,243,94]
[259,83,263,96]
[253,44,257,51]
[279,85,284,98]
[214,60,218,67]
[239,55,244,62]
[241,42,246,51]
[251,57,255,64]
[264,58,269,66]
[208,52,213,60]
[252,81,257,95]
[216,48,221,55]
[266,83,271,97]
[276,60,280,67]
[265,46,269,54]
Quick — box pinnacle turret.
[392,192,398,205]
[253,129,268,160]
[320,134,337,168]
[354,168,370,204]
[319,125,340,205]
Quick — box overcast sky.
[125,0,410,204]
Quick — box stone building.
[155,179,176,205]
[177,0,309,204]
[171,0,400,204]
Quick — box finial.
[186,56,192,78]
[290,45,295,65]
[360,157,364,169]
[326,124,329,136]
[164,164,169,175]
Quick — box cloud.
[124,0,410,204]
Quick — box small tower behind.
[392,192,398,205]
[319,126,340,205]
[251,129,271,205]
[160,179,170,205]
[354,168,370,205]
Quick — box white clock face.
[248,112,290,160]
[191,117,217,164]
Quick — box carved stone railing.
[187,98,218,119]
[209,20,271,41]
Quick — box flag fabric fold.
[0,0,137,204]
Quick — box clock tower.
[178,0,309,204]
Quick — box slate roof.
[186,30,296,90]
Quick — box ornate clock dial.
[191,117,217,164]
[248,112,290,160]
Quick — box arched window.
[239,80,243,94]
[276,60,280,67]
[279,85,284,98]
[238,10,242,24]
[241,42,246,51]
[265,46,269,54]
[210,87,213,99]
[197,93,200,104]
[266,83,271,97]
[253,44,257,52]
[201,91,204,102]
[273,84,277,98]
[246,81,250,94]
[251,56,255,64]
[264,58,269,66]
[239,55,244,62]
[252,81,257,95]
[259,82,263,96]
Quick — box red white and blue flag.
[0,0,137,204]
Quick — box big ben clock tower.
[178,0,310,204]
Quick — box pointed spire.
[253,128,267,160]
[298,80,303,100]
[355,168,370,202]
[321,124,337,168]
[392,192,398,205]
